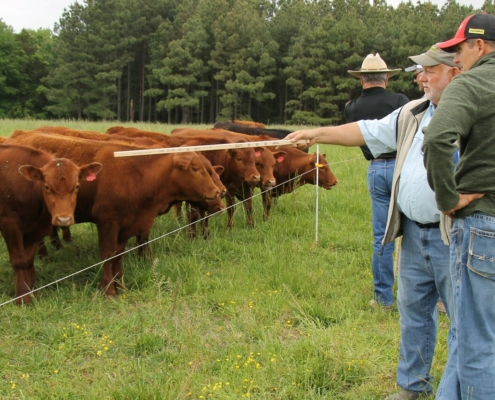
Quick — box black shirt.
[344,86,409,160]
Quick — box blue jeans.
[436,212,495,400]
[397,216,454,393]
[368,159,395,306]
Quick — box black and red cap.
[438,13,495,50]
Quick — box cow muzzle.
[322,179,339,190]
[53,215,74,227]
[203,190,221,202]
[262,179,276,190]
[251,174,261,183]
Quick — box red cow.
[0,144,102,304]
[169,130,267,229]
[185,130,338,220]
[36,126,160,147]
[6,131,221,297]
[33,127,226,253]
[171,128,287,224]
[108,127,265,229]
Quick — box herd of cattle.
[0,121,338,304]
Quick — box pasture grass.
[0,120,449,399]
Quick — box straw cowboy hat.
[348,53,401,78]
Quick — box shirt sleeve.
[357,107,401,157]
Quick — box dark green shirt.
[423,51,495,218]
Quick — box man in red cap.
[423,13,495,400]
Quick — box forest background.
[0,0,492,126]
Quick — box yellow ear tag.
[315,163,324,168]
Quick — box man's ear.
[451,66,462,78]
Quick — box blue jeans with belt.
[397,216,454,394]
[368,158,395,306]
[435,212,495,399]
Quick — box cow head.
[309,153,338,189]
[255,149,287,190]
[172,152,221,202]
[198,154,226,198]
[19,159,102,226]
[227,147,261,183]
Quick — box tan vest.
[382,98,451,246]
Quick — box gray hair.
[361,72,388,84]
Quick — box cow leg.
[49,226,63,250]
[262,190,273,221]
[135,231,152,259]
[242,196,254,228]
[22,237,38,296]
[201,211,211,240]
[112,241,127,291]
[186,203,199,239]
[2,226,38,304]
[172,202,184,223]
[225,192,236,230]
[37,240,49,258]
[61,226,72,242]
[240,185,255,228]
[97,225,123,297]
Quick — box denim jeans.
[436,212,495,400]
[368,159,395,306]
[396,216,454,393]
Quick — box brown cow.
[0,144,102,304]
[32,127,226,253]
[6,131,221,297]
[170,128,287,226]
[110,127,265,229]
[169,130,268,229]
[232,120,266,129]
[36,126,159,147]
[176,130,338,220]
[213,121,295,141]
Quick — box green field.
[0,120,449,399]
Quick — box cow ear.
[19,165,43,182]
[273,151,286,163]
[79,162,102,182]
[213,166,224,176]
[173,153,193,170]
[254,147,264,155]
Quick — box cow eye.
[44,185,50,192]
[192,166,199,172]
[236,157,243,162]
[75,184,80,190]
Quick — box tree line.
[0,0,491,125]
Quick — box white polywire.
[0,155,363,307]
[315,146,319,243]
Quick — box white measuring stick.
[113,139,309,157]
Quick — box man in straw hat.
[287,44,461,400]
[344,54,409,312]
[423,13,495,399]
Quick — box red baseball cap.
[438,13,495,50]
